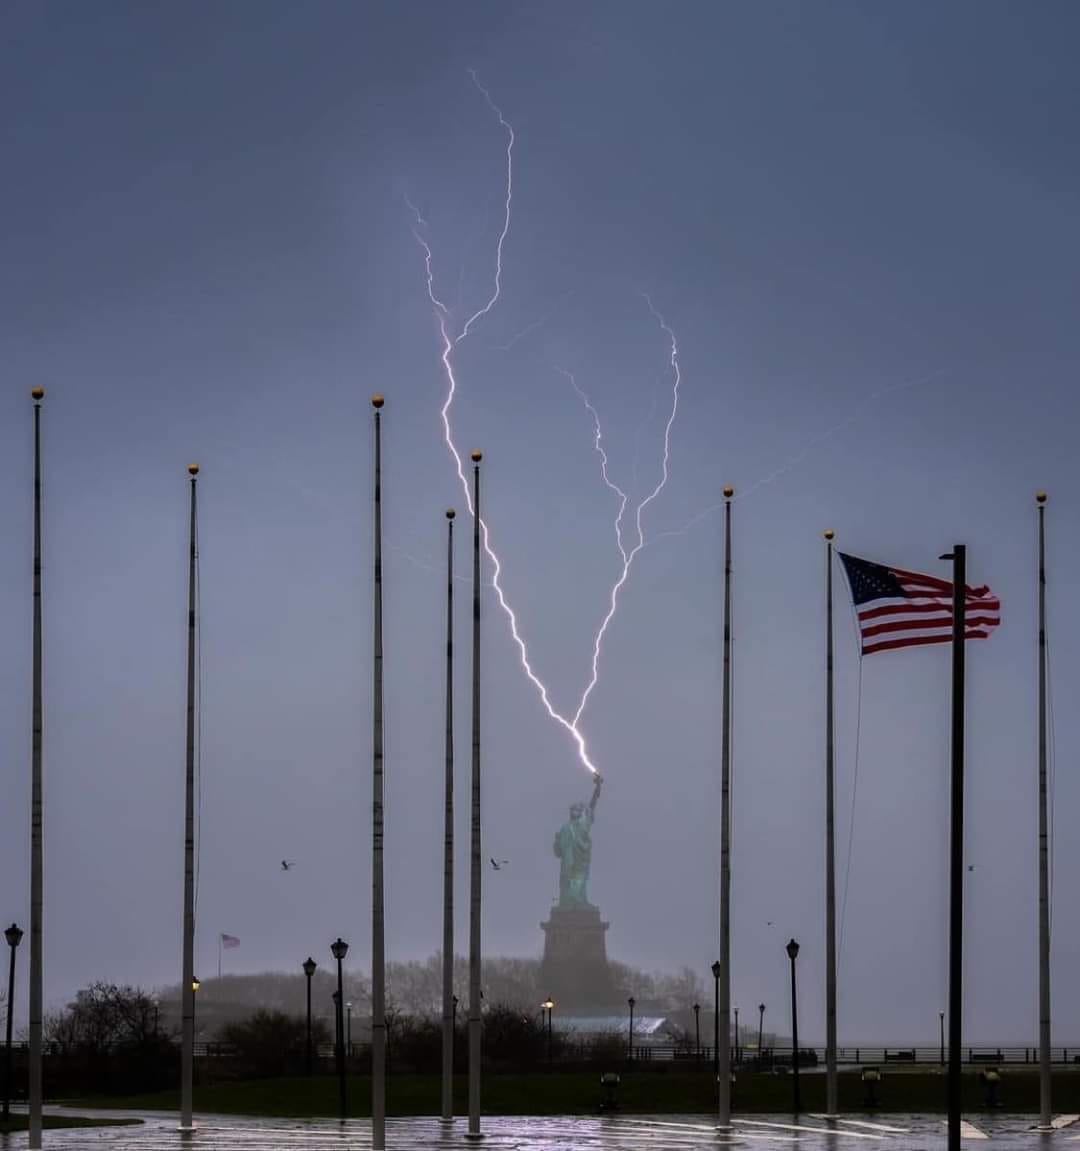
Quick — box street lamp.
[627,997,636,1062]
[693,1003,701,1060]
[302,958,317,1075]
[757,1003,766,1060]
[330,938,349,1120]
[3,924,23,1122]
[786,939,801,1114]
[939,1010,945,1067]
[346,1001,353,1058]
[542,998,554,1064]
[711,961,721,1077]
[191,977,201,1073]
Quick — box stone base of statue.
[539,904,619,1011]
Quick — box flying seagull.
[281,860,296,871]
[489,858,509,871]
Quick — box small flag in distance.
[221,933,240,949]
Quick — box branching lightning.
[570,299,680,727]
[409,72,601,775]
[558,368,629,565]
[408,72,683,778]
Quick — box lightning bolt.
[408,73,602,775]
[409,74,683,776]
[571,297,680,727]
[558,367,629,565]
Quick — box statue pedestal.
[540,905,618,1011]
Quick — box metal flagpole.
[942,543,966,1151]
[824,529,838,1115]
[371,394,386,1149]
[718,485,734,1128]
[442,508,456,1122]
[28,387,44,1150]
[180,463,199,1132]
[467,450,483,1141]
[1036,492,1051,1129]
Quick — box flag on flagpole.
[220,933,240,949]
[839,552,1001,655]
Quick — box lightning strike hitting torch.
[409,73,685,776]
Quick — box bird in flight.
[489,858,509,871]
[281,860,296,871]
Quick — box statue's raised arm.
[588,772,603,820]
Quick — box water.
[0,1111,1073,1149]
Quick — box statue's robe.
[554,809,594,908]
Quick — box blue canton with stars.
[839,552,906,605]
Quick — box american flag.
[220,933,240,949]
[839,552,1001,656]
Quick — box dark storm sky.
[2,1,1079,1044]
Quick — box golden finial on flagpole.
[471,450,482,463]
[371,393,385,409]
[446,509,456,519]
[723,485,734,499]
[824,529,835,541]
[31,386,44,401]
[1036,491,1048,504]
[188,464,200,477]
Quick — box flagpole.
[28,387,44,1151]
[371,394,386,1150]
[218,936,222,981]
[717,485,734,1129]
[442,507,456,1123]
[1036,492,1051,1129]
[466,450,483,1141]
[180,463,199,1133]
[824,529,838,1115]
[942,543,966,1151]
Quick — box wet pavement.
[0,1111,1076,1149]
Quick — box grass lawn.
[0,1115,143,1133]
[60,1066,1080,1117]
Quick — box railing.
[628,1045,1080,1066]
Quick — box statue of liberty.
[554,774,603,909]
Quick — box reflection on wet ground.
[1,1110,1074,1149]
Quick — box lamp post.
[939,1010,945,1067]
[694,1003,701,1060]
[331,938,349,1120]
[453,994,458,1033]
[3,924,23,1122]
[347,1002,353,1058]
[627,997,636,1062]
[191,977,200,1077]
[757,1003,765,1060]
[542,998,554,1065]
[303,958,317,1075]
[734,1006,739,1066]
[180,462,200,1136]
[711,961,721,1077]
[786,939,800,1114]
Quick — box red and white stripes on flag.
[220,933,240,949]
[838,552,1001,656]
